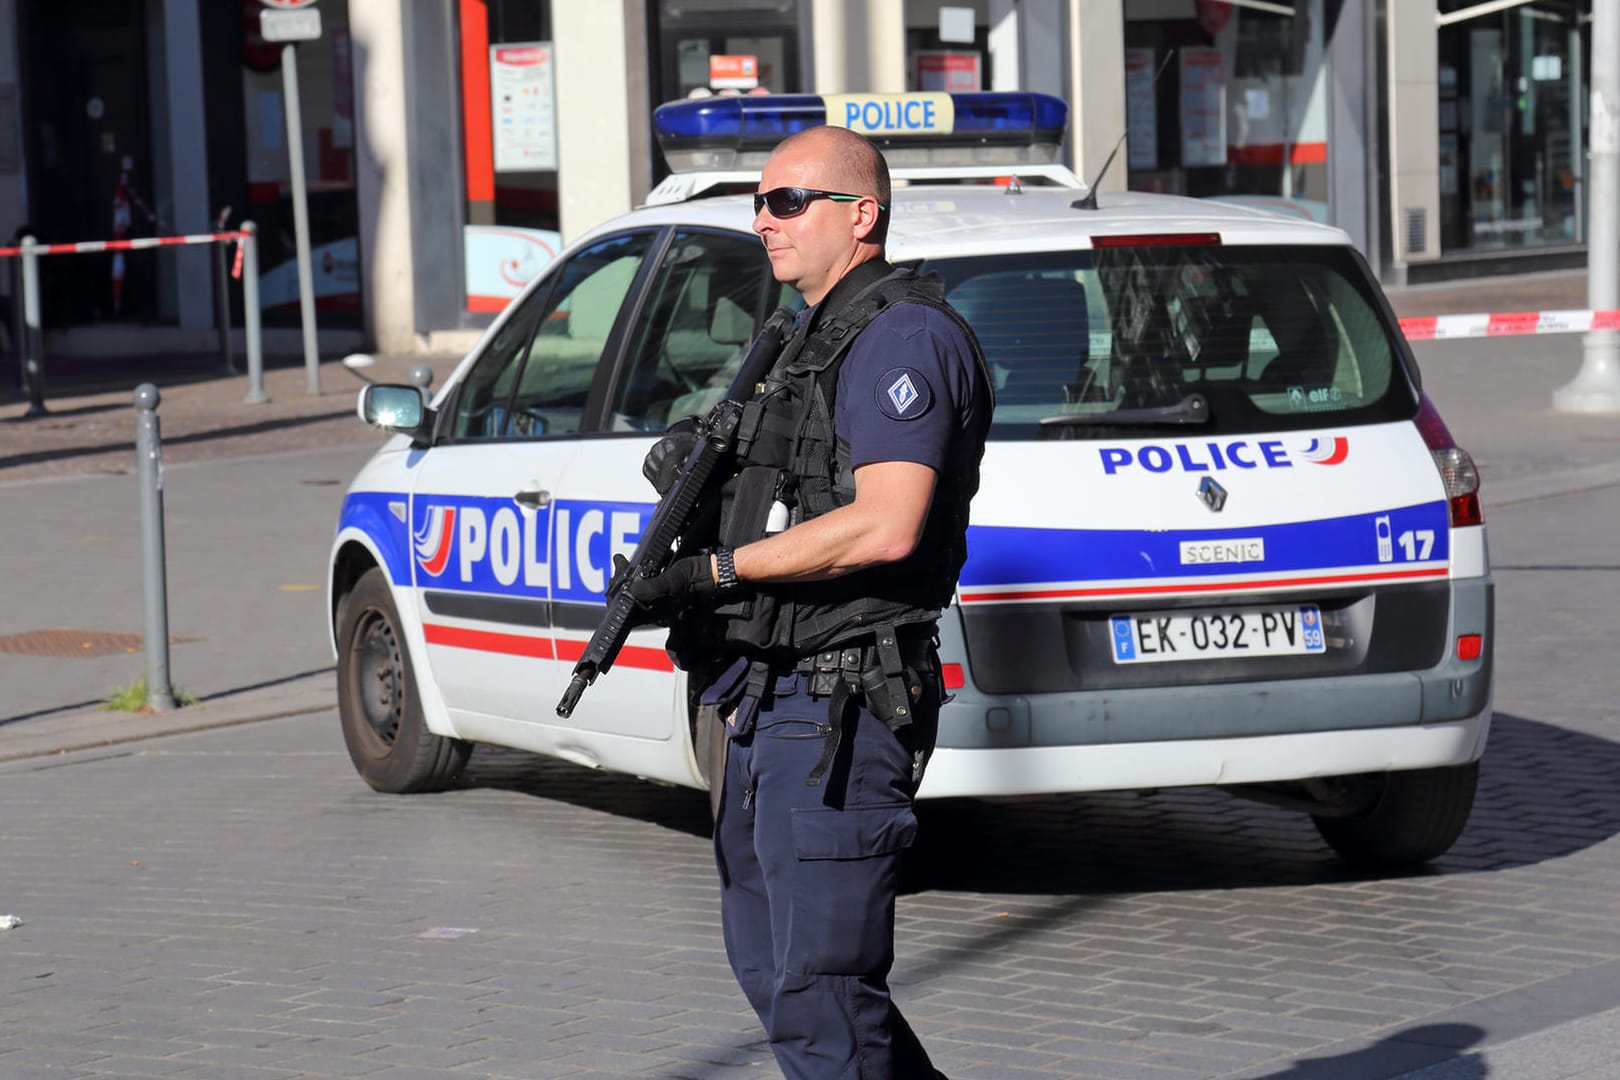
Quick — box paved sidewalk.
[3,303,1619,764]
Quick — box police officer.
[630,124,991,1079]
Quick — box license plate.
[1109,605,1326,664]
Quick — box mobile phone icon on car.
[1375,514,1393,562]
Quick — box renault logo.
[1198,476,1228,513]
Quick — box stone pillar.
[988,0,1018,90]
[1386,1,1440,277]
[159,0,213,331]
[0,0,26,249]
[351,0,417,354]
[554,1,652,244]
[813,0,906,93]
[1067,0,1126,193]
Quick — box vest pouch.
[719,463,790,548]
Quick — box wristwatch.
[714,546,741,592]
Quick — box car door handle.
[514,488,551,509]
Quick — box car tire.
[336,567,471,793]
[1311,762,1479,867]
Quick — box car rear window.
[927,244,1418,440]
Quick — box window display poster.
[491,43,557,173]
[465,225,562,312]
[1181,48,1226,168]
[912,50,981,93]
[1125,48,1158,171]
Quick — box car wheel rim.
[353,608,404,747]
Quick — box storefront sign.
[1180,49,1226,168]
[912,51,981,94]
[491,44,558,173]
[1124,48,1158,171]
[709,55,759,90]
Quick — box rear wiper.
[1038,393,1209,428]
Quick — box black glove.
[627,554,718,610]
[642,419,700,495]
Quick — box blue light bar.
[653,92,1069,173]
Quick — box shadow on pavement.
[448,712,1620,895]
[1246,1023,1487,1079]
[457,746,715,840]
[905,713,1620,894]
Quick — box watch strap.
[715,546,740,591]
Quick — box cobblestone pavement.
[1,483,1618,1079]
[3,288,1619,1078]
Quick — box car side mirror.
[357,384,434,447]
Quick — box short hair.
[770,127,891,246]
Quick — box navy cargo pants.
[713,669,945,1079]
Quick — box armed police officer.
[629,124,992,1079]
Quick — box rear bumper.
[916,709,1491,798]
[923,576,1494,797]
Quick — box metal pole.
[281,42,321,396]
[214,239,234,375]
[7,258,21,393]
[133,384,177,714]
[242,222,269,404]
[20,236,46,418]
[1554,0,1620,413]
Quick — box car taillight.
[1414,393,1483,527]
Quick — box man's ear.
[851,197,882,242]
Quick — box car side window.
[451,231,655,441]
[609,230,772,431]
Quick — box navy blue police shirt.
[833,301,985,474]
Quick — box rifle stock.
[555,306,796,718]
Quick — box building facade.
[0,0,1598,355]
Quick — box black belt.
[789,630,935,682]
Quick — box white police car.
[329,92,1491,866]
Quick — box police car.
[329,92,1492,866]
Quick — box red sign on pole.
[260,0,318,8]
[1196,0,1233,36]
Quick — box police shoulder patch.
[876,366,933,420]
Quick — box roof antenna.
[1073,49,1175,211]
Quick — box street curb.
[0,681,335,763]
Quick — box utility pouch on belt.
[799,624,931,788]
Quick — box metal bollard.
[133,385,177,713]
[241,222,268,404]
[20,236,46,417]
[6,258,21,393]
[214,236,235,375]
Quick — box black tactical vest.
[699,262,991,665]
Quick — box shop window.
[459,0,562,315]
[240,0,362,328]
[1124,0,1328,221]
[1436,0,1586,253]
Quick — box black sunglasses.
[753,187,886,218]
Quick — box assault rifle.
[555,306,797,718]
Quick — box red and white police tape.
[0,230,243,260]
[1398,310,1620,340]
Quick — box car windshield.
[925,244,1418,440]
